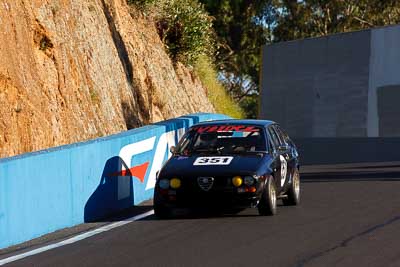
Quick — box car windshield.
[176,125,266,155]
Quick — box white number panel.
[193,156,233,166]
[279,155,287,186]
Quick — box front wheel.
[283,168,300,206]
[258,176,277,216]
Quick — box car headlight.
[244,176,255,185]
[159,179,170,189]
[170,178,181,189]
[232,176,243,187]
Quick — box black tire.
[258,176,277,216]
[283,168,300,206]
[154,203,171,219]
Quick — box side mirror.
[278,144,289,152]
[170,146,177,154]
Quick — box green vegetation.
[271,1,400,42]
[128,0,245,118]
[194,56,244,119]
[127,0,156,11]
[155,0,214,65]
[129,0,214,65]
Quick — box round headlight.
[232,176,243,187]
[159,179,170,189]
[170,178,181,189]
[244,176,255,185]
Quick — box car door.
[273,125,295,189]
[266,126,284,192]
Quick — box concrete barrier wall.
[0,113,230,249]
[294,138,400,165]
[260,24,400,138]
[259,29,371,137]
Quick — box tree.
[271,0,400,41]
[199,0,274,118]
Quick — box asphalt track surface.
[2,164,400,267]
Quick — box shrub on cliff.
[129,0,214,65]
[195,55,244,119]
[156,0,214,65]
[128,0,244,118]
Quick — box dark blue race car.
[153,119,300,218]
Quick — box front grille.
[197,177,214,191]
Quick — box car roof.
[192,119,275,127]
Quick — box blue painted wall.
[0,113,230,249]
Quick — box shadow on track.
[141,211,263,221]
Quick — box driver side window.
[271,125,286,146]
[267,126,280,152]
[275,125,294,147]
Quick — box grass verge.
[195,55,244,119]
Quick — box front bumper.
[154,188,262,209]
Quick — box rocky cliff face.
[0,0,214,158]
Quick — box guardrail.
[0,113,230,249]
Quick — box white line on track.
[0,209,154,266]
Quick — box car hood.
[159,154,271,178]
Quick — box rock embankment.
[0,0,214,158]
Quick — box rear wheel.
[283,168,300,206]
[258,177,277,216]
